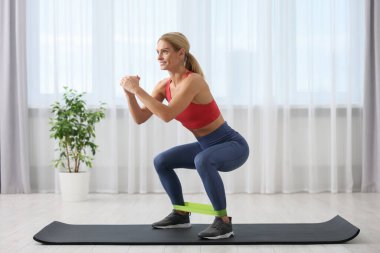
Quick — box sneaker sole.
[152,223,192,229]
[200,231,234,240]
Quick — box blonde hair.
[158,32,204,77]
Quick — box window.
[27,0,364,107]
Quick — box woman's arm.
[123,80,165,124]
[133,76,201,122]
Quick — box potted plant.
[49,87,106,201]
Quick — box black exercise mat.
[33,215,359,245]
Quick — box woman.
[120,32,249,240]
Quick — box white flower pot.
[59,171,90,201]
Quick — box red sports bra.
[165,72,221,130]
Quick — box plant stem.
[75,155,79,173]
[74,148,79,172]
[65,140,71,173]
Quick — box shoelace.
[167,211,178,219]
[210,219,225,230]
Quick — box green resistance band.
[173,202,227,217]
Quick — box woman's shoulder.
[187,72,203,81]
[151,78,170,97]
[185,72,207,89]
[156,77,170,88]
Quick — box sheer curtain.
[27,0,365,193]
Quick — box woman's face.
[156,40,184,71]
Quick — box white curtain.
[27,0,365,194]
[0,0,30,193]
[362,0,380,192]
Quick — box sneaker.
[198,217,234,240]
[152,210,191,229]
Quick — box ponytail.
[185,52,204,77]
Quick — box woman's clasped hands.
[120,75,141,94]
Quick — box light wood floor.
[0,193,379,253]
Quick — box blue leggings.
[153,122,249,213]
